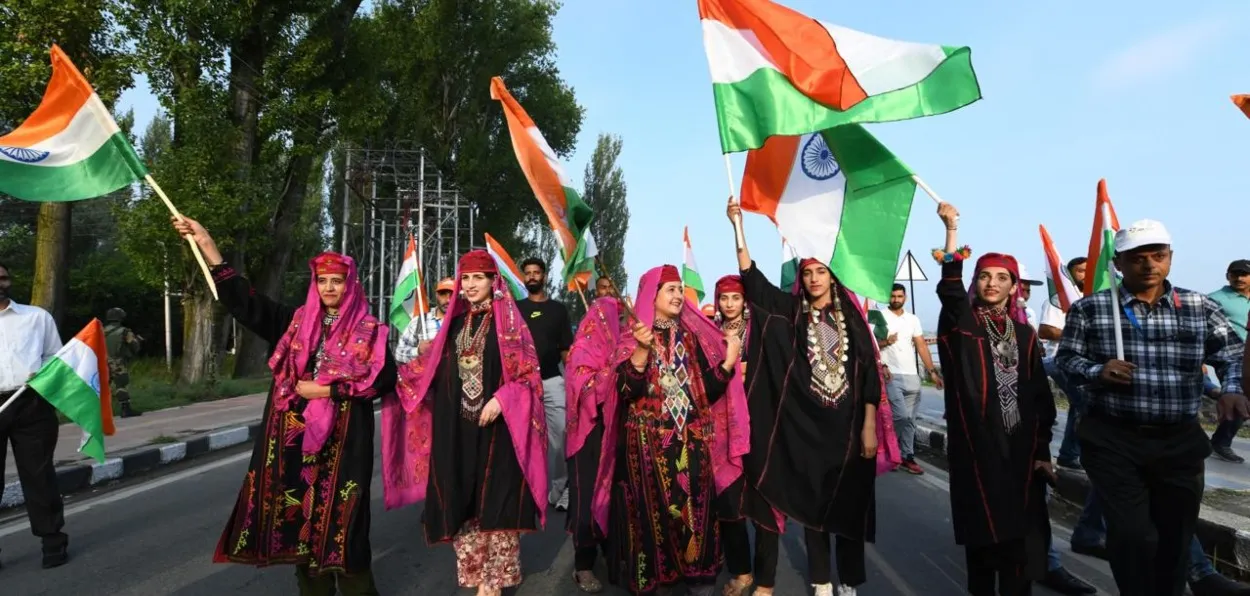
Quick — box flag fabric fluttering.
[697,0,982,153]
[780,236,801,290]
[0,45,148,202]
[1039,224,1081,312]
[490,76,597,289]
[388,234,426,332]
[27,319,116,462]
[1084,179,1122,296]
[484,233,530,300]
[1233,94,1250,120]
[742,124,916,302]
[682,227,707,304]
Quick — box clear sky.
[120,0,1250,329]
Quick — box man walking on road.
[517,258,574,510]
[1058,220,1249,596]
[878,283,941,475]
[395,276,456,363]
[0,261,70,569]
[1208,259,1250,463]
[1039,257,1088,470]
[103,308,143,418]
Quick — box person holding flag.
[725,200,883,596]
[0,261,71,569]
[171,217,396,594]
[396,277,456,364]
[1057,220,1248,596]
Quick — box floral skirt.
[453,519,522,588]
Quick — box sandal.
[724,575,754,596]
[573,570,604,593]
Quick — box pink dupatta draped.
[380,273,548,527]
[267,252,389,455]
[565,296,624,459]
[590,266,751,535]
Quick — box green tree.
[0,0,135,324]
[581,133,630,292]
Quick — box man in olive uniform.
[104,308,142,418]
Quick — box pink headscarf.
[793,259,901,476]
[267,252,389,455]
[968,252,1028,325]
[565,296,625,459]
[590,266,751,535]
[380,263,548,527]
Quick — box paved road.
[916,388,1250,490]
[0,422,1118,595]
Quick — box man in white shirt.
[878,284,942,475]
[0,261,70,569]
[394,276,455,363]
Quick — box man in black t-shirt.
[517,258,575,510]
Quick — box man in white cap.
[1057,220,1249,596]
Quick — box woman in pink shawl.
[725,200,891,596]
[171,217,394,595]
[380,250,546,596]
[712,274,754,596]
[608,265,747,596]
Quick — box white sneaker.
[812,583,834,596]
[836,585,857,596]
[555,488,570,511]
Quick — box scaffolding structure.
[340,141,476,322]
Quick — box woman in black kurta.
[726,200,880,596]
[932,202,1056,596]
[173,218,395,596]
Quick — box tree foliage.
[582,133,630,292]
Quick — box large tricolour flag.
[742,124,916,302]
[0,45,147,202]
[1084,179,1121,296]
[490,76,597,290]
[698,0,982,153]
[682,227,706,304]
[388,234,426,332]
[27,319,116,462]
[1039,224,1081,311]
[484,233,529,300]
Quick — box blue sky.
[121,0,1250,329]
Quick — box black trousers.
[0,389,67,551]
[753,523,865,587]
[1079,413,1209,596]
[721,518,752,576]
[965,541,1032,596]
[575,543,610,572]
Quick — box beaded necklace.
[804,286,849,407]
[456,301,493,420]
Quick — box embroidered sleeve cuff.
[710,362,731,382]
[211,263,239,283]
[624,363,647,380]
[330,383,343,400]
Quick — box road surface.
[0,422,1118,595]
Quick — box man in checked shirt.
[1057,220,1250,596]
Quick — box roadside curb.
[914,416,1250,577]
[1,420,263,510]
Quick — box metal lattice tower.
[339,141,476,321]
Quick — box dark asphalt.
[0,422,1117,595]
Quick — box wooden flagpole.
[144,175,217,300]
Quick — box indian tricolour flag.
[682,227,706,304]
[698,0,982,153]
[1233,94,1250,120]
[1083,179,1121,296]
[491,76,597,289]
[742,124,916,302]
[0,45,147,202]
[780,236,801,290]
[388,234,426,332]
[1039,224,1081,311]
[484,233,529,300]
[27,319,116,462]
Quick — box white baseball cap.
[1114,219,1172,253]
[1016,264,1044,286]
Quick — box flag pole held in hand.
[144,175,217,300]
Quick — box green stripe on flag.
[712,47,981,153]
[0,132,147,202]
[683,265,705,303]
[1090,228,1118,293]
[29,359,106,462]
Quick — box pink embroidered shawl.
[380,273,548,527]
[267,252,389,455]
[565,296,624,459]
[591,266,751,535]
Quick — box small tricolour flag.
[1039,224,1081,312]
[698,0,981,153]
[743,124,916,302]
[682,227,706,304]
[1233,94,1250,120]
[27,319,116,462]
[491,76,597,290]
[484,233,529,300]
[0,45,147,202]
[780,236,801,290]
[389,234,426,332]
[1084,179,1121,296]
